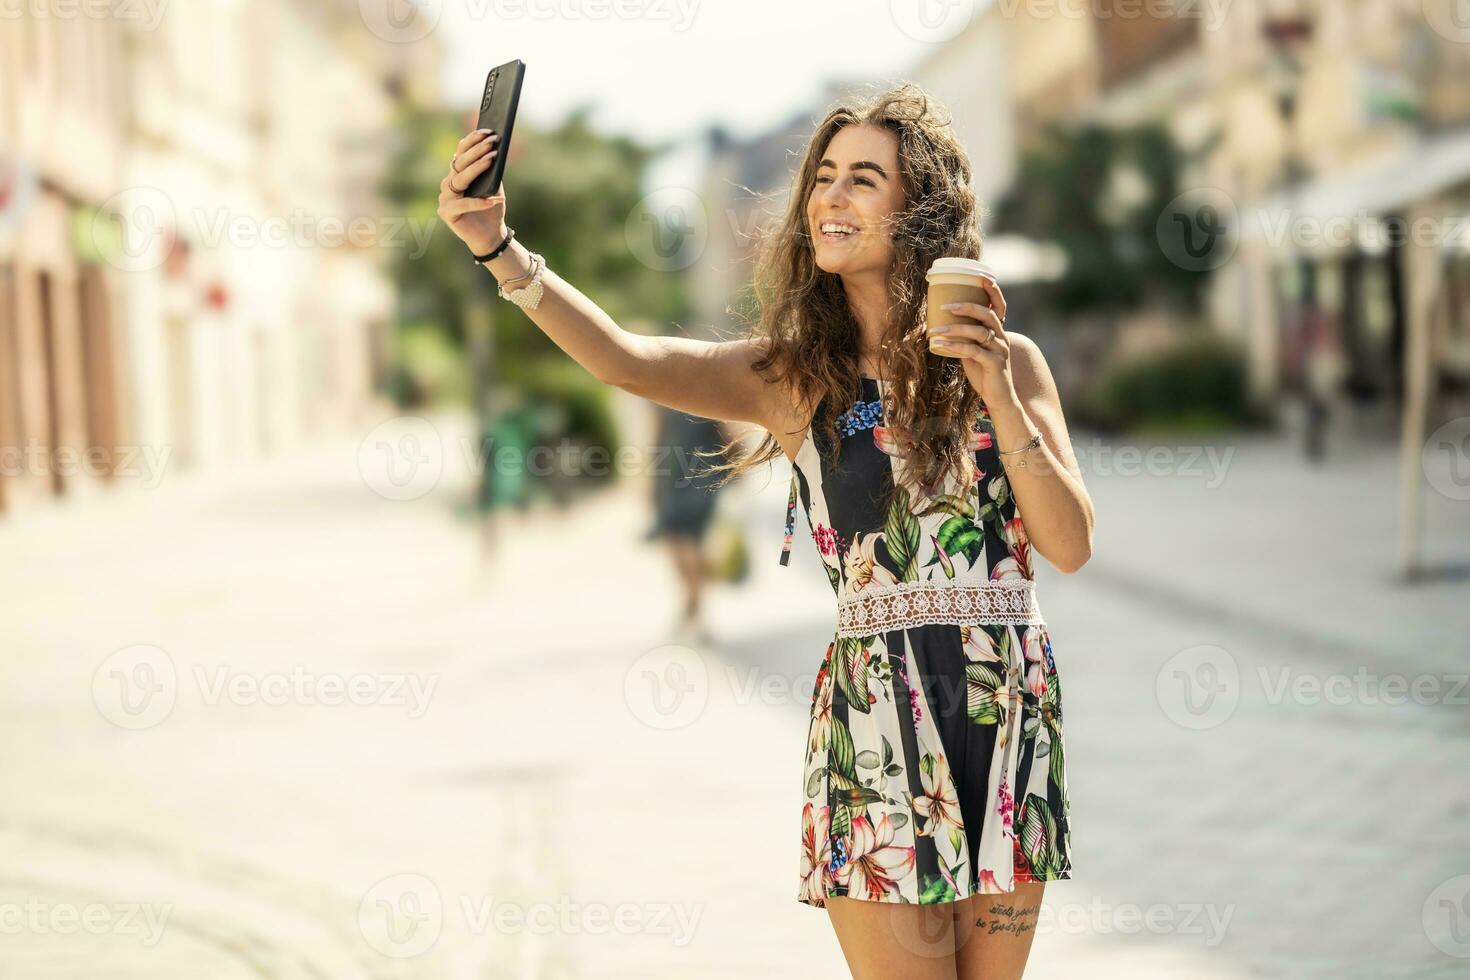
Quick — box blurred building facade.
[0,2,440,516]
[935,0,1470,430]
[692,0,1470,445]
[1207,0,1470,426]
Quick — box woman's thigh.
[825,895,958,980]
[952,882,1046,980]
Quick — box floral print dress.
[780,376,1073,908]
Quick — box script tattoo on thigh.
[974,899,1038,937]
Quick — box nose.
[818,177,849,206]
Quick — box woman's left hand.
[925,277,1017,410]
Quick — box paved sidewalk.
[1069,429,1470,678]
[0,413,1464,978]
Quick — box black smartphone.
[465,58,525,199]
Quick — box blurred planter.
[1076,329,1270,435]
[387,322,470,408]
[503,359,621,506]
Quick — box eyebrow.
[817,158,889,180]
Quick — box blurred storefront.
[1208,0,1470,428]
[0,12,131,510]
[0,1,439,517]
[900,0,1470,438]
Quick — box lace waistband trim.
[835,579,1043,637]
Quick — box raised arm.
[437,128,801,444]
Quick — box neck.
[841,269,894,369]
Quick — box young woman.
[437,82,1094,980]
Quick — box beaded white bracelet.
[497,250,545,311]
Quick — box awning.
[1239,125,1470,252]
[981,234,1069,284]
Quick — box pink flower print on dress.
[812,522,839,557]
[873,424,901,457]
[996,775,1015,837]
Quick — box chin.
[814,248,856,275]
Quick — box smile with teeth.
[819,220,860,242]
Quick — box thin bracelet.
[494,252,537,287]
[998,431,1044,469]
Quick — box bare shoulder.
[1004,330,1084,476]
[741,337,815,457]
[1004,331,1059,402]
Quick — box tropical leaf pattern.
[792,377,1073,908]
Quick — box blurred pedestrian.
[644,406,733,645]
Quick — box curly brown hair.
[700,80,989,508]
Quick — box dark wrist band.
[472,227,514,264]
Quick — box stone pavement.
[0,409,1465,979]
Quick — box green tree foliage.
[382,101,691,400]
[992,121,1210,316]
[381,102,693,505]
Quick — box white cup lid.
[926,257,994,281]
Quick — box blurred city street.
[1,406,1465,979]
[5,2,1470,978]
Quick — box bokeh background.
[2,1,1469,977]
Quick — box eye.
[814,174,873,188]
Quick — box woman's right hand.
[437,129,509,255]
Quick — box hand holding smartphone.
[464,58,525,199]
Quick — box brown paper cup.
[926,257,996,329]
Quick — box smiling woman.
[435,80,1093,980]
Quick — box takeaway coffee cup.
[925,257,996,332]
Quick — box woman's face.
[806,123,905,278]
